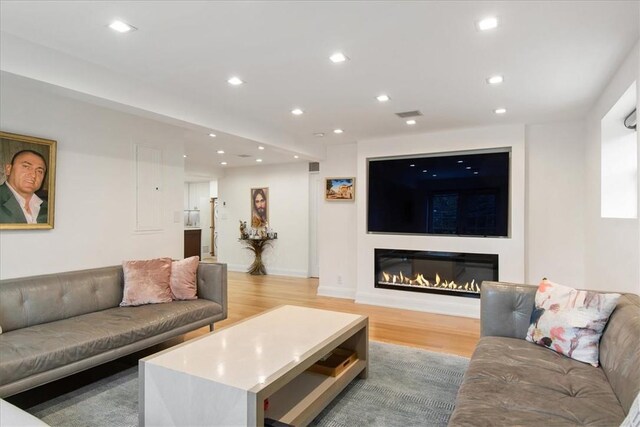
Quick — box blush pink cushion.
[120,258,173,306]
[170,256,200,300]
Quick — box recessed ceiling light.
[410,164,415,167]
[258,146,265,150]
[487,75,504,85]
[474,171,479,174]
[217,150,225,154]
[466,166,472,170]
[457,160,464,163]
[477,16,499,31]
[333,129,344,134]
[183,155,187,158]
[294,155,299,159]
[291,108,304,115]
[108,20,136,33]
[406,119,417,125]
[314,132,325,137]
[432,174,437,177]
[221,161,227,165]
[227,76,244,86]
[208,133,217,138]
[422,169,427,173]
[494,108,507,114]
[376,94,390,102]
[256,159,263,163]
[330,52,348,63]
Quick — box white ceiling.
[1,1,638,179]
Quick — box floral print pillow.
[526,279,620,367]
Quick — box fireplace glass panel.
[374,249,498,298]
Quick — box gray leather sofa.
[0,263,227,398]
[449,281,639,426]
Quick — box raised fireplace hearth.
[374,249,498,298]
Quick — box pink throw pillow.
[170,256,200,300]
[120,258,173,306]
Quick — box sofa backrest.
[599,293,640,415]
[0,266,124,333]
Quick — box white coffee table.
[140,305,368,426]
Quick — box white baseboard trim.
[355,291,480,319]
[317,285,357,299]
[226,264,308,278]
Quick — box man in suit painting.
[0,150,48,224]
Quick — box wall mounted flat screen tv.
[367,149,510,237]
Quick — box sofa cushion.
[120,258,173,306]
[525,279,620,366]
[0,300,222,387]
[449,336,625,426]
[170,256,199,300]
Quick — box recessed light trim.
[376,94,390,102]
[108,20,136,33]
[313,132,325,137]
[330,52,348,63]
[406,119,417,125]
[291,108,304,115]
[494,108,507,115]
[294,155,299,159]
[487,75,504,85]
[208,133,217,138]
[258,146,265,150]
[221,161,228,165]
[409,164,415,167]
[477,16,499,31]
[183,155,187,158]
[227,76,244,86]
[256,159,263,163]
[333,129,344,134]
[217,150,225,154]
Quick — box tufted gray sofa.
[449,281,639,426]
[0,262,227,398]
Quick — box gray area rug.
[28,341,468,427]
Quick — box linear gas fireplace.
[374,249,498,298]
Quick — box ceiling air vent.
[395,110,423,119]
[309,162,320,172]
[237,154,252,158]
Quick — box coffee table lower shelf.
[265,359,366,426]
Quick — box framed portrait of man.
[250,187,268,228]
[0,131,57,229]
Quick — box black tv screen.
[367,150,510,237]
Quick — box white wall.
[584,42,640,294]
[217,162,310,276]
[525,121,586,286]
[0,73,185,279]
[318,144,358,298]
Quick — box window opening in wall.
[601,81,637,219]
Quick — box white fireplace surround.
[354,124,526,319]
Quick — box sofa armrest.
[480,281,537,339]
[197,263,228,319]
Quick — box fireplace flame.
[379,270,481,293]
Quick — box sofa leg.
[209,324,214,332]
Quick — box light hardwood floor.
[188,271,480,358]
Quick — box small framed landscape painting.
[0,131,56,230]
[325,177,355,201]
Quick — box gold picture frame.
[250,187,269,228]
[0,131,56,229]
[325,177,355,201]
